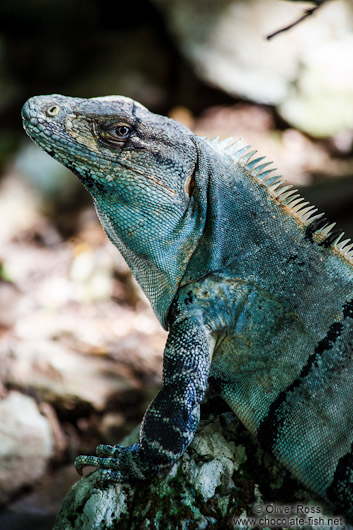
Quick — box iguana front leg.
[75,314,210,482]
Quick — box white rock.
[152,0,353,136]
[0,392,54,504]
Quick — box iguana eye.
[115,125,131,138]
[97,123,132,145]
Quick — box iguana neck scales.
[22,94,353,520]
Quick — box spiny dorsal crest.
[208,136,353,265]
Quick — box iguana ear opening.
[184,168,196,197]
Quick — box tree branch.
[266,1,328,40]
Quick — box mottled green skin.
[22,94,353,520]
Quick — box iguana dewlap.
[22,94,353,519]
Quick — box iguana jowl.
[22,94,353,518]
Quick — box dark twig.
[266,3,324,40]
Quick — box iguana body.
[22,95,353,518]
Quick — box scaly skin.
[22,94,353,519]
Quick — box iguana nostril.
[46,105,59,117]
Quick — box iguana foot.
[74,442,152,482]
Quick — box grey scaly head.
[22,94,353,520]
[22,95,202,327]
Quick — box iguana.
[22,94,353,519]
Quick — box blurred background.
[0,0,353,528]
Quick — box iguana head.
[22,95,203,327]
[22,94,197,200]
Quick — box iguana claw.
[74,454,120,476]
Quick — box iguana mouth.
[127,165,178,197]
